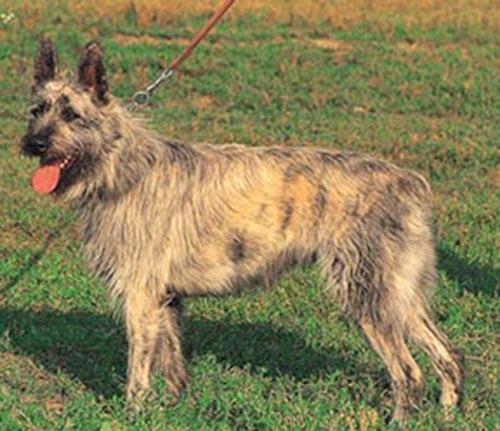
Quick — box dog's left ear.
[77,41,109,103]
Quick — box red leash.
[130,0,237,108]
[170,0,236,71]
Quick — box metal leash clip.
[127,0,236,110]
[129,68,174,109]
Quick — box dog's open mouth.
[31,154,76,195]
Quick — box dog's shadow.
[438,243,498,296]
[0,307,357,399]
[1,243,496,400]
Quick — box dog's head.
[21,38,121,199]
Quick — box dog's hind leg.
[359,317,424,421]
[389,239,464,414]
[405,309,463,412]
[321,241,424,421]
[383,234,463,416]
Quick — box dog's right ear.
[34,37,57,89]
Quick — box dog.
[20,38,463,420]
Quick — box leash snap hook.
[131,90,150,106]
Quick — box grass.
[0,1,499,429]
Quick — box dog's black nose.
[22,135,50,156]
[21,125,55,156]
[30,136,49,153]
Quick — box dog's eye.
[61,106,80,122]
[29,101,49,118]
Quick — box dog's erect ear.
[77,41,109,103]
[34,37,57,89]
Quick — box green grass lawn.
[0,5,498,430]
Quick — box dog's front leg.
[125,289,161,404]
[125,288,187,406]
[153,295,188,401]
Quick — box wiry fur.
[21,39,464,420]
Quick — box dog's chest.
[79,196,177,282]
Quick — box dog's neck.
[76,101,198,205]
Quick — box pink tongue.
[31,163,61,195]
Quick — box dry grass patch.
[114,33,191,46]
[2,0,498,29]
[192,95,216,110]
[308,38,353,52]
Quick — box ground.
[0,1,498,430]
